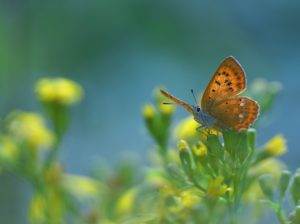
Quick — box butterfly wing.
[160,89,193,113]
[201,56,246,113]
[208,96,259,131]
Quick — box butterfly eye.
[196,107,200,112]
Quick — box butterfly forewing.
[160,89,193,113]
[208,96,259,131]
[201,56,246,113]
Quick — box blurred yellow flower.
[179,189,201,209]
[192,142,207,157]
[63,174,101,199]
[175,116,198,141]
[159,103,175,115]
[146,169,169,188]
[0,136,18,161]
[177,139,189,152]
[245,159,285,202]
[249,158,285,178]
[29,194,47,223]
[35,77,83,105]
[8,112,53,149]
[207,176,230,199]
[45,163,63,185]
[142,104,155,119]
[48,189,64,222]
[243,181,264,203]
[263,134,287,157]
[116,188,137,215]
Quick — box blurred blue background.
[0,1,299,223]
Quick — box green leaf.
[223,129,249,163]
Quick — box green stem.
[189,173,206,192]
[43,138,60,170]
[276,199,287,224]
[277,208,287,224]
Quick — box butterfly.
[160,56,259,132]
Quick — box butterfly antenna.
[190,89,198,105]
[163,102,174,105]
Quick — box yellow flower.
[0,136,18,161]
[175,116,198,141]
[177,139,189,152]
[249,158,285,178]
[179,189,201,209]
[45,163,63,185]
[146,168,169,188]
[29,194,47,223]
[245,159,285,202]
[63,174,102,199]
[159,103,175,115]
[35,77,83,105]
[207,176,231,199]
[142,104,155,119]
[8,111,53,149]
[192,142,207,157]
[263,134,287,157]
[116,188,137,215]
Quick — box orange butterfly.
[160,56,259,132]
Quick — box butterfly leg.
[206,128,213,136]
[196,125,205,132]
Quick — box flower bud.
[259,174,274,201]
[291,169,300,205]
[178,140,193,176]
[158,103,175,116]
[35,78,83,105]
[278,170,291,199]
[264,134,287,157]
[142,104,155,120]
[288,205,300,224]
[247,128,256,153]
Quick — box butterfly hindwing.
[201,56,246,113]
[208,96,259,131]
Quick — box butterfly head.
[190,89,204,116]
[192,105,201,114]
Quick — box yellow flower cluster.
[35,78,83,105]
[8,111,53,149]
